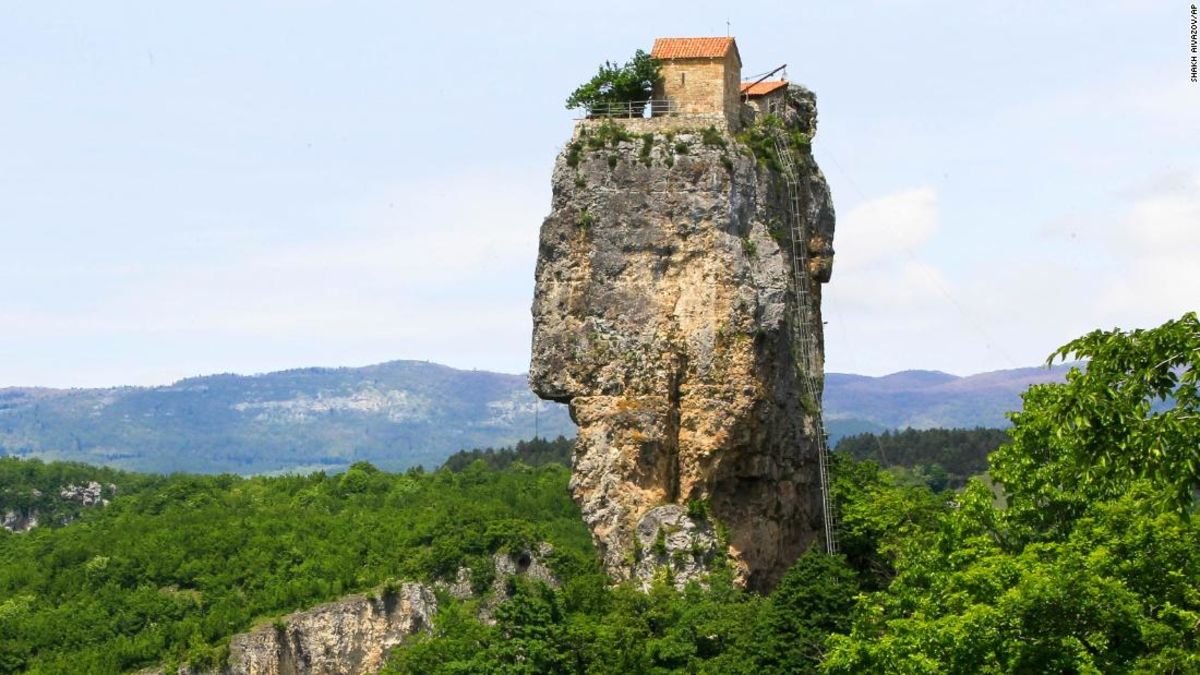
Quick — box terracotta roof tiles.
[651,37,737,60]
[740,80,788,97]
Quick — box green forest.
[0,313,1197,673]
[835,426,1010,491]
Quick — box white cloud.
[834,187,938,271]
[1100,172,1200,321]
[822,187,972,374]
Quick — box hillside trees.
[835,427,1010,491]
[0,461,592,673]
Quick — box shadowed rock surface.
[530,87,836,590]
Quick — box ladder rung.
[771,130,840,555]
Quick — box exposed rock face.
[60,481,110,507]
[2,509,38,533]
[2,482,117,533]
[530,86,835,590]
[633,505,720,589]
[143,545,561,675]
[225,583,435,675]
[491,542,559,591]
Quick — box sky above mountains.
[2,2,1197,387]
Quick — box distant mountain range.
[0,362,573,474]
[823,364,1074,439]
[0,360,1073,474]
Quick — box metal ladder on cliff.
[771,131,840,555]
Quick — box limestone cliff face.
[530,86,835,591]
[140,546,559,675]
[224,583,435,675]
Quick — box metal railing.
[574,99,681,119]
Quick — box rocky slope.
[530,87,836,590]
[141,548,557,675]
[222,583,436,675]
[2,479,118,533]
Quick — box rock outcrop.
[530,85,835,591]
[2,509,38,533]
[224,583,435,675]
[60,481,111,507]
[1,482,117,533]
[141,545,560,675]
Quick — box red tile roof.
[740,80,788,97]
[651,37,737,60]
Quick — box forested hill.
[0,361,573,474]
[0,360,1069,475]
[823,364,1073,436]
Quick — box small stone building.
[651,37,743,128]
[741,79,788,117]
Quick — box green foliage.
[749,553,857,673]
[441,435,572,472]
[993,311,1200,520]
[583,120,634,150]
[577,209,595,229]
[673,142,689,155]
[565,50,662,115]
[652,530,668,557]
[388,552,862,675]
[735,115,785,172]
[734,115,812,174]
[824,313,1200,672]
[6,316,1198,673]
[565,141,583,168]
[830,453,947,590]
[701,126,726,148]
[639,133,654,166]
[0,460,590,673]
[835,427,1010,492]
[0,457,163,529]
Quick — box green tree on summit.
[565,50,661,116]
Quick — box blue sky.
[1,1,1197,387]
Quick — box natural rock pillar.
[530,87,835,591]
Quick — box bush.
[701,126,726,147]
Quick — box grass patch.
[701,126,726,147]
